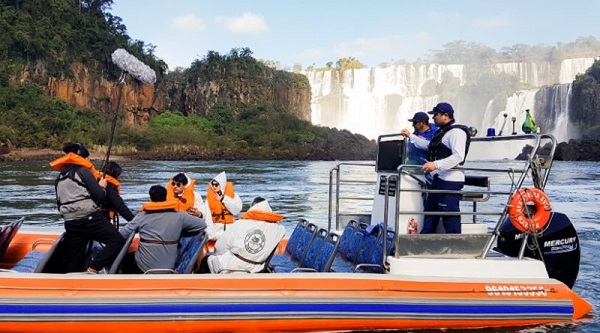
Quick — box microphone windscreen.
[111,48,157,84]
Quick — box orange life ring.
[508,188,552,233]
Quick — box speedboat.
[0,133,592,332]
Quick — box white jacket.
[208,200,285,273]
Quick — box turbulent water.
[0,159,598,333]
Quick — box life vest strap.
[139,238,179,245]
[233,252,266,265]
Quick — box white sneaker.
[84,267,108,274]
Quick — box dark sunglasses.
[171,182,183,187]
[211,181,220,187]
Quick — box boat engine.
[496,212,580,289]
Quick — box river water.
[0,159,598,333]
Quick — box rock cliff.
[42,64,160,125]
[39,63,312,124]
[160,69,311,120]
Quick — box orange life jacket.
[139,200,179,212]
[207,181,236,224]
[166,179,196,212]
[95,172,121,219]
[49,153,96,173]
[239,210,284,223]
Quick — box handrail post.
[328,167,336,231]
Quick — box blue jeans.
[421,176,464,234]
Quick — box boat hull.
[0,231,592,332]
[0,271,592,332]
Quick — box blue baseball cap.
[408,112,429,123]
[428,102,454,116]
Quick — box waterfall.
[305,58,595,141]
[492,61,552,87]
[306,64,465,139]
[559,58,596,84]
[536,84,573,143]
[552,84,572,142]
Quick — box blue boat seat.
[335,220,359,255]
[355,229,395,273]
[175,232,208,274]
[276,228,328,273]
[142,232,208,274]
[10,232,67,273]
[330,222,369,272]
[293,230,341,273]
[10,248,46,273]
[268,219,308,267]
[356,227,381,263]
[270,223,318,272]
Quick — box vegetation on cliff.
[571,59,600,139]
[0,0,166,83]
[0,0,376,160]
[161,48,311,121]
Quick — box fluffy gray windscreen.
[111,48,157,84]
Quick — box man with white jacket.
[205,197,285,274]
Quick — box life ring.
[508,188,552,233]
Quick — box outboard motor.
[496,212,580,289]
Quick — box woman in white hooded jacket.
[206,198,285,274]
[205,171,243,238]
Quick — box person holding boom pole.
[50,49,156,274]
[95,49,158,231]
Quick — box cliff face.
[161,69,312,121]
[42,64,161,125]
[39,63,312,123]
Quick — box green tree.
[336,57,365,69]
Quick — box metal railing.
[326,133,558,271]
[328,162,376,231]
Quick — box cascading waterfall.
[536,84,573,143]
[306,63,465,140]
[305,58,594,146]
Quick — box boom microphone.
[111,48,157,84]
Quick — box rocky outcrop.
[44,64,161,125]
[39,63,311,124]
[555,139,600,161]
[161,69,311,120]
[515,139,600,161]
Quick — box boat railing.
[328,162,376,231]
[325,133,557,270]
[382,133,558,264]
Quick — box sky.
[109,0,600,70]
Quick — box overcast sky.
[110,0,600,69]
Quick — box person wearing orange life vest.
[165,173,207,219]
[50,142,125,273]
[200,197,285,274]
[96,161,135,225]
[119,185,206,273]
[206,171,243,236]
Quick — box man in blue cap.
[406,102,471,234]
[401,111,438,165]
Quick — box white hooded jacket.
[211,171,243,215]
[207,200,285,273]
